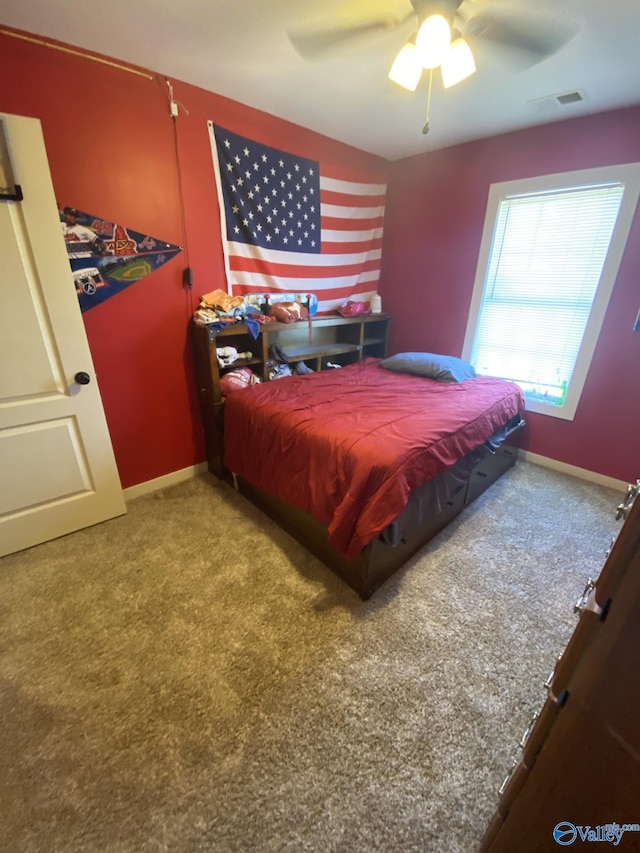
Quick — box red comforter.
[224,359,524,559]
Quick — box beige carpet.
[0,462,621,852]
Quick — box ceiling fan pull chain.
[422,68,433,135]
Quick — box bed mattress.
[224,359,524,558]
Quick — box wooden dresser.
[480,481,640,852]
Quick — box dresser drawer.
[466,443,518,505]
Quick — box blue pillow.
[379,352,477,383]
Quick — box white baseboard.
[123,462,209,501]
[519,450,627,493]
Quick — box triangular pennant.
[59,206,182,312]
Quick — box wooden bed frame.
[192,317,523,599]
[228,429,522,599]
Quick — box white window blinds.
[470,183,624,407]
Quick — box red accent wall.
[0,28,388,488]
[2,27,638,486]
[381,108,640,483]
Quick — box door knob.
[74,371,91,385]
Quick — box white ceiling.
[3,0,640,161]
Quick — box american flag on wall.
[208,122,386,313]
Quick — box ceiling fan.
[288,0,580,95]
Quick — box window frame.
[462,163,640,420]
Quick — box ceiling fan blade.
[288,16,408,60]
[459,2,581,62]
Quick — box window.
[462,164,640,420]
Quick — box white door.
[0,113,126,557]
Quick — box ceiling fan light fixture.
[441,36,476,88]
[388,41,423,91]
[415,13,451,69]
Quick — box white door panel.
[2,202,67,398]
[0,417,92,515]
[0,113,126,557]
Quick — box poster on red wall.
[58,206,182,312]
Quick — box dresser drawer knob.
[615,482,639,520]
[519,712,540,749]
[499,758,518,796]
[574,578,595,615]
[544,655,562,690]
[616,502,631,521]
[604,535,616,560]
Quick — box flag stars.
[218,130,321,254]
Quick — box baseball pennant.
[59,205,182,312]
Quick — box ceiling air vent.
[555,90,584,105]
[527,89,587,113]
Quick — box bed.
[223,357,525,599]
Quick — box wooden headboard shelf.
[191,313,391,478]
